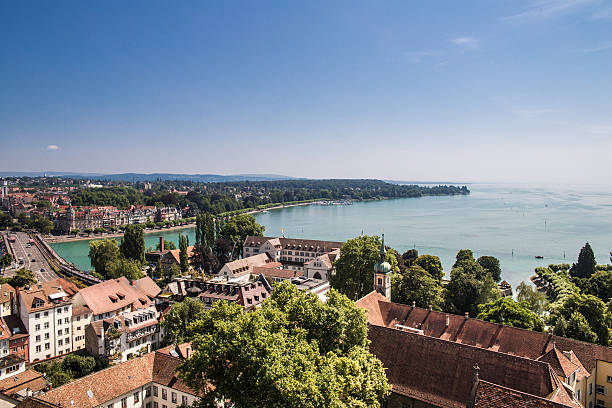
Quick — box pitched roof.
[167,246,195,264]
[0,369,47,397]
[368,324,558,408]
[243,236,343,253]
[253,266,303,280]
[0,283,16,304]
[25,349,198,408]
[357,290,612,373]
[221,253,274,276]
[75,276,156,316]
[3,314,28,339]
[471,380,576,408]
[131,276,162,299]
[18,278,79,314]
[536,347,580,378]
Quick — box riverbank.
[44,199,329,244]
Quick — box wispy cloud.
[513,108,557,119]
[580,41,612,53]
[46,144,60,151]
[587,125,612,135]
[591,5,612,19]
[451,37,478,47]
[402,51,440,65]
[502,0,596,21]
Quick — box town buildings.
[162,274,272,311]
[242,236,342,281]
[16,279,79,362]
[16,344,209,408]
[356,238,610,408]
[0,284,16,317]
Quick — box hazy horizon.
[1,1,611,183]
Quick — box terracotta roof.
[0,283,16,304]
[243,236,343,253]
[74,276,156,315]
[0,369,47,397]
[536,347,580,378]
[253,267,303,280]
[18,279,78,314]
[368,324,557,408]
[28,349,197,408]
[71,305,91,316]
[472,380,575,408]
[167,246,195,264]
[221,253,274,276]
[357,290,612,373]
[131,276,162,299]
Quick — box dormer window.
[109,296,118,303]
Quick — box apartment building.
[71,305,92,352]
[17,345,216,408]
[217,253,279,278]
[242,236,342,280]
[3,316,29,362]
[16,279,79,362]
[86,306,162,362]
[70,276,161,323]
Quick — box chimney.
[160,236,164,252]
[464,312,469,319]
[445,315,450,327]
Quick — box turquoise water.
[51,183,612,289]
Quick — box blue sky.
[1,0,611,183]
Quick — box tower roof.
[374,233,391,274]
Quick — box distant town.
[0,176,610,408]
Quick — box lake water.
[51,183,612,289]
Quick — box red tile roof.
[368,324,560,408]
[472,380,576,408]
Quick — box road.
[4,231,58,283]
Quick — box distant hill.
[0,172,298,182]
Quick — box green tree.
[476,297,544,331]
[392,265,444,310]
[61,354,96,377]
[0,211,12,229]
[120,225,145,264]
[106,257,144,280]
[33,216,54,234]
[331,235,399,300]
[477,255,502,282]
[6,268,37,288]
[0,253,14,268]
[162,298,206,344]
[156,240,176,251]
[88,239,121,277]
[553,313,598,344]
[219,214,264,248]
[444,250,500,316]
[179,233,190,273]
[180,282,390,408]
[414,255,444,282]
[551,293,611,346]
[570,242,597,279]
[516,281,549,315]
[579,269,612,302]
[453,249,474,268]
[402,249,418,267]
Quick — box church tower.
[373,233,392,300]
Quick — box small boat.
[535,255,544,259]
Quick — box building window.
[108,404,113,408]
[35,313,40,319]
[134,391,139,402]
[35,324,40,331]
[146,404,151,408]
[608,376,612,383]
[44,333,49,340]
[596,385,606,395]
[44,311,49,317]
[153,386,158,397]
[162,388,167,400]
[121,397,127,408]
[35,345,41,353]
[145,386,151,397]
[64,317,70,324]
[590,383,593,395]
[64,307,69,313]
[64,328,69,335]
[182,396,188,405]
[171,391,177,403]
[35,335,41,342]
[577,389,581,401]
[44,343,50,350]
[58,340,63,346]
[57,319,62,325]
[44,322,49,329]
